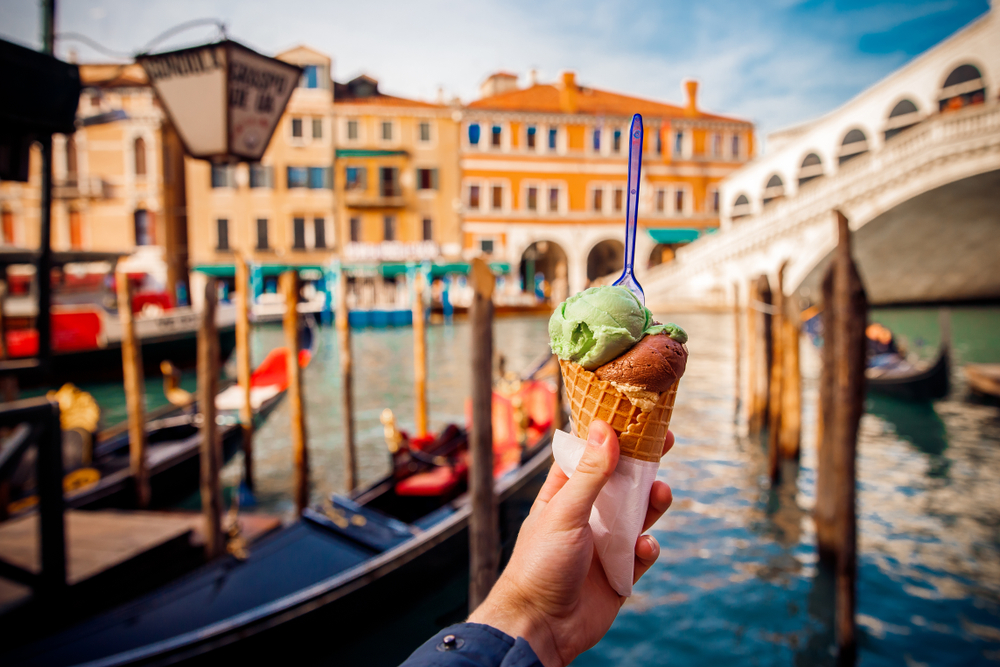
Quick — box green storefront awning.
[647,228,702,244]
[193,262,513,279]
[335,149,409,158]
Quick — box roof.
[468,81,748,123]
[336,93,441,108]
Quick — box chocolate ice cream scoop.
[595,332,687,393]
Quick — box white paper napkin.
[551,428,660,597]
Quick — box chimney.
[479,72,519,98]
[528,68,538,86]
[436,87,445,104]
[684,79,698,116]
[559,71,578,114]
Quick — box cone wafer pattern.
[559,358,678,462]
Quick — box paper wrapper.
[553,359,680,596]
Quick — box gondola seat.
[395,464,462,496]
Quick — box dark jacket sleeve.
[399,622,543,667]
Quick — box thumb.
[548,420,619,527]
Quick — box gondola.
[965,363,1000,399]
[4,318,317,514]
[866,346,950,401]
[1,356,559,667]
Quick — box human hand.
[467,420,675,667]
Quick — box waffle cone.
[558,358,678,462]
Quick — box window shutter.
[431,168,439,190]
[324,167,333,189]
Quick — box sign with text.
[138,41,301,162]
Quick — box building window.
[527,126,536,149]
[419,122,431,142]
[710,189,720,213]
[345,166,367,191]
[211,164,234,188]
[292,118,303,138]
[656,188,665,213]
[347,119,359,140]
[66,137,78,182]
[613,187,624,213]
[468,184,481,209]
[548,186,559,212]
[731,135,740,158]
[383,215,397,241]
[350,217,361,242]
[469,123,481,146]
[250,163,273,188]
[134,137,146,176]
[548,127,557,150]
[301,64,319,89]
[214,217,228,251]
[655,130,662,155]
[491,125,502,148]
[293,217,306,249]
[674,131,684,156]
[133,209,154,246]
[613,129,622,153]
[417,168,438,190]
[382,121,393,141]
[481,238,494,254]
[492,185,503,210]
[675,189,685,213]
[312,118,323,139]
[422,217,433,241]
[314,217,326,248]
[380,167,400,197]
[69,209,83,249]
[287,166,308,188]
[592,188,603,212]
[308,166,331,189]
[256,218,269,250]
[711,133,722,158]
[527,186,538,211]
[592,128,601,151]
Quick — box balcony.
[53,176,112,200]
[344,190,405,209]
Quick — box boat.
[1,356,559,667]
[965,363,1000,399]
[3,318,316,515]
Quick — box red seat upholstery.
[396,465,461,497]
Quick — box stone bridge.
[642,8,1000,309]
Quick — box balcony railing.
[344,190,405,208]
[53,176,112,200]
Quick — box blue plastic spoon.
[612,113,645,305]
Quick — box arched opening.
[884,99,921,141]
[519,240,567,303]
[134,208,154,246]
[586,239,624,282]
[732,193,751,220]
[134,137,147,176]
[939,64,986,112]
[65,136,77,184]
[798,152,824,186]
[762,174,784,206]
[838,128,868,165]
[648,243,677,268]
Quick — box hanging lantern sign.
[137,40,301,162]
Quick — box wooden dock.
[0,510,281,612]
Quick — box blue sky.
[0,0,990,139]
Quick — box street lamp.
[137,40,301,163]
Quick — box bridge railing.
[649,100,1000,282]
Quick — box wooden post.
[198,277,224,559]
[0,281,7,359]
[767,265,785,482]
[117,271,149,508]
[815,210,866,663]
[468,258,497,610]
[283,271,309,513]
[745,278,757,432]
[733,282,742,422]
[412,272,428,438]
[335,266,356,493]
[235,255,254,493]
[749,274,772,437]
[779,314,802,460]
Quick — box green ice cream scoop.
[549,285,684,370]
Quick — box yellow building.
[460,71,755,298]
[333,75,462,262]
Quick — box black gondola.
[866,346,950,401]
[1,358,558,667]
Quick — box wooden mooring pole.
[779,312,802,460]
[117,271,149,508]
[235,255,254,493]
[412,271,428,438]
[767,265,785,483]
[283,271,309,513]
[198,277,224,559]
[815,210,866,663]
[468,258,497,610]
[733,282,742,422]
[335,265,356,493]
[749,274,772,437]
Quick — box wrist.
[468,583,563,667]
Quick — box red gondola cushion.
[395,465,460,497]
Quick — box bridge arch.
[798,152,824,186]
[762,174,785,206]
[732,193,751,220]
[884,98,922,140]
[838,127,870,165]
[938,61,988,111]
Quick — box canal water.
[73,306,1000,665]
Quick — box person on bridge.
[398,419,675,667]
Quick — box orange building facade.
[460,71,755,298]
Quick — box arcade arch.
[586,239,624,282]
[798,152,824,186]
[884,99,921,140]
[732,193,751,220]
[762,174,785,206]
[838,128,869,165]
[519,240,567,303]
[939,63,986,111]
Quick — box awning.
[647,228,701,244]
[193,261,513,279]
[335,149,409,159]
[192,264,327,278]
